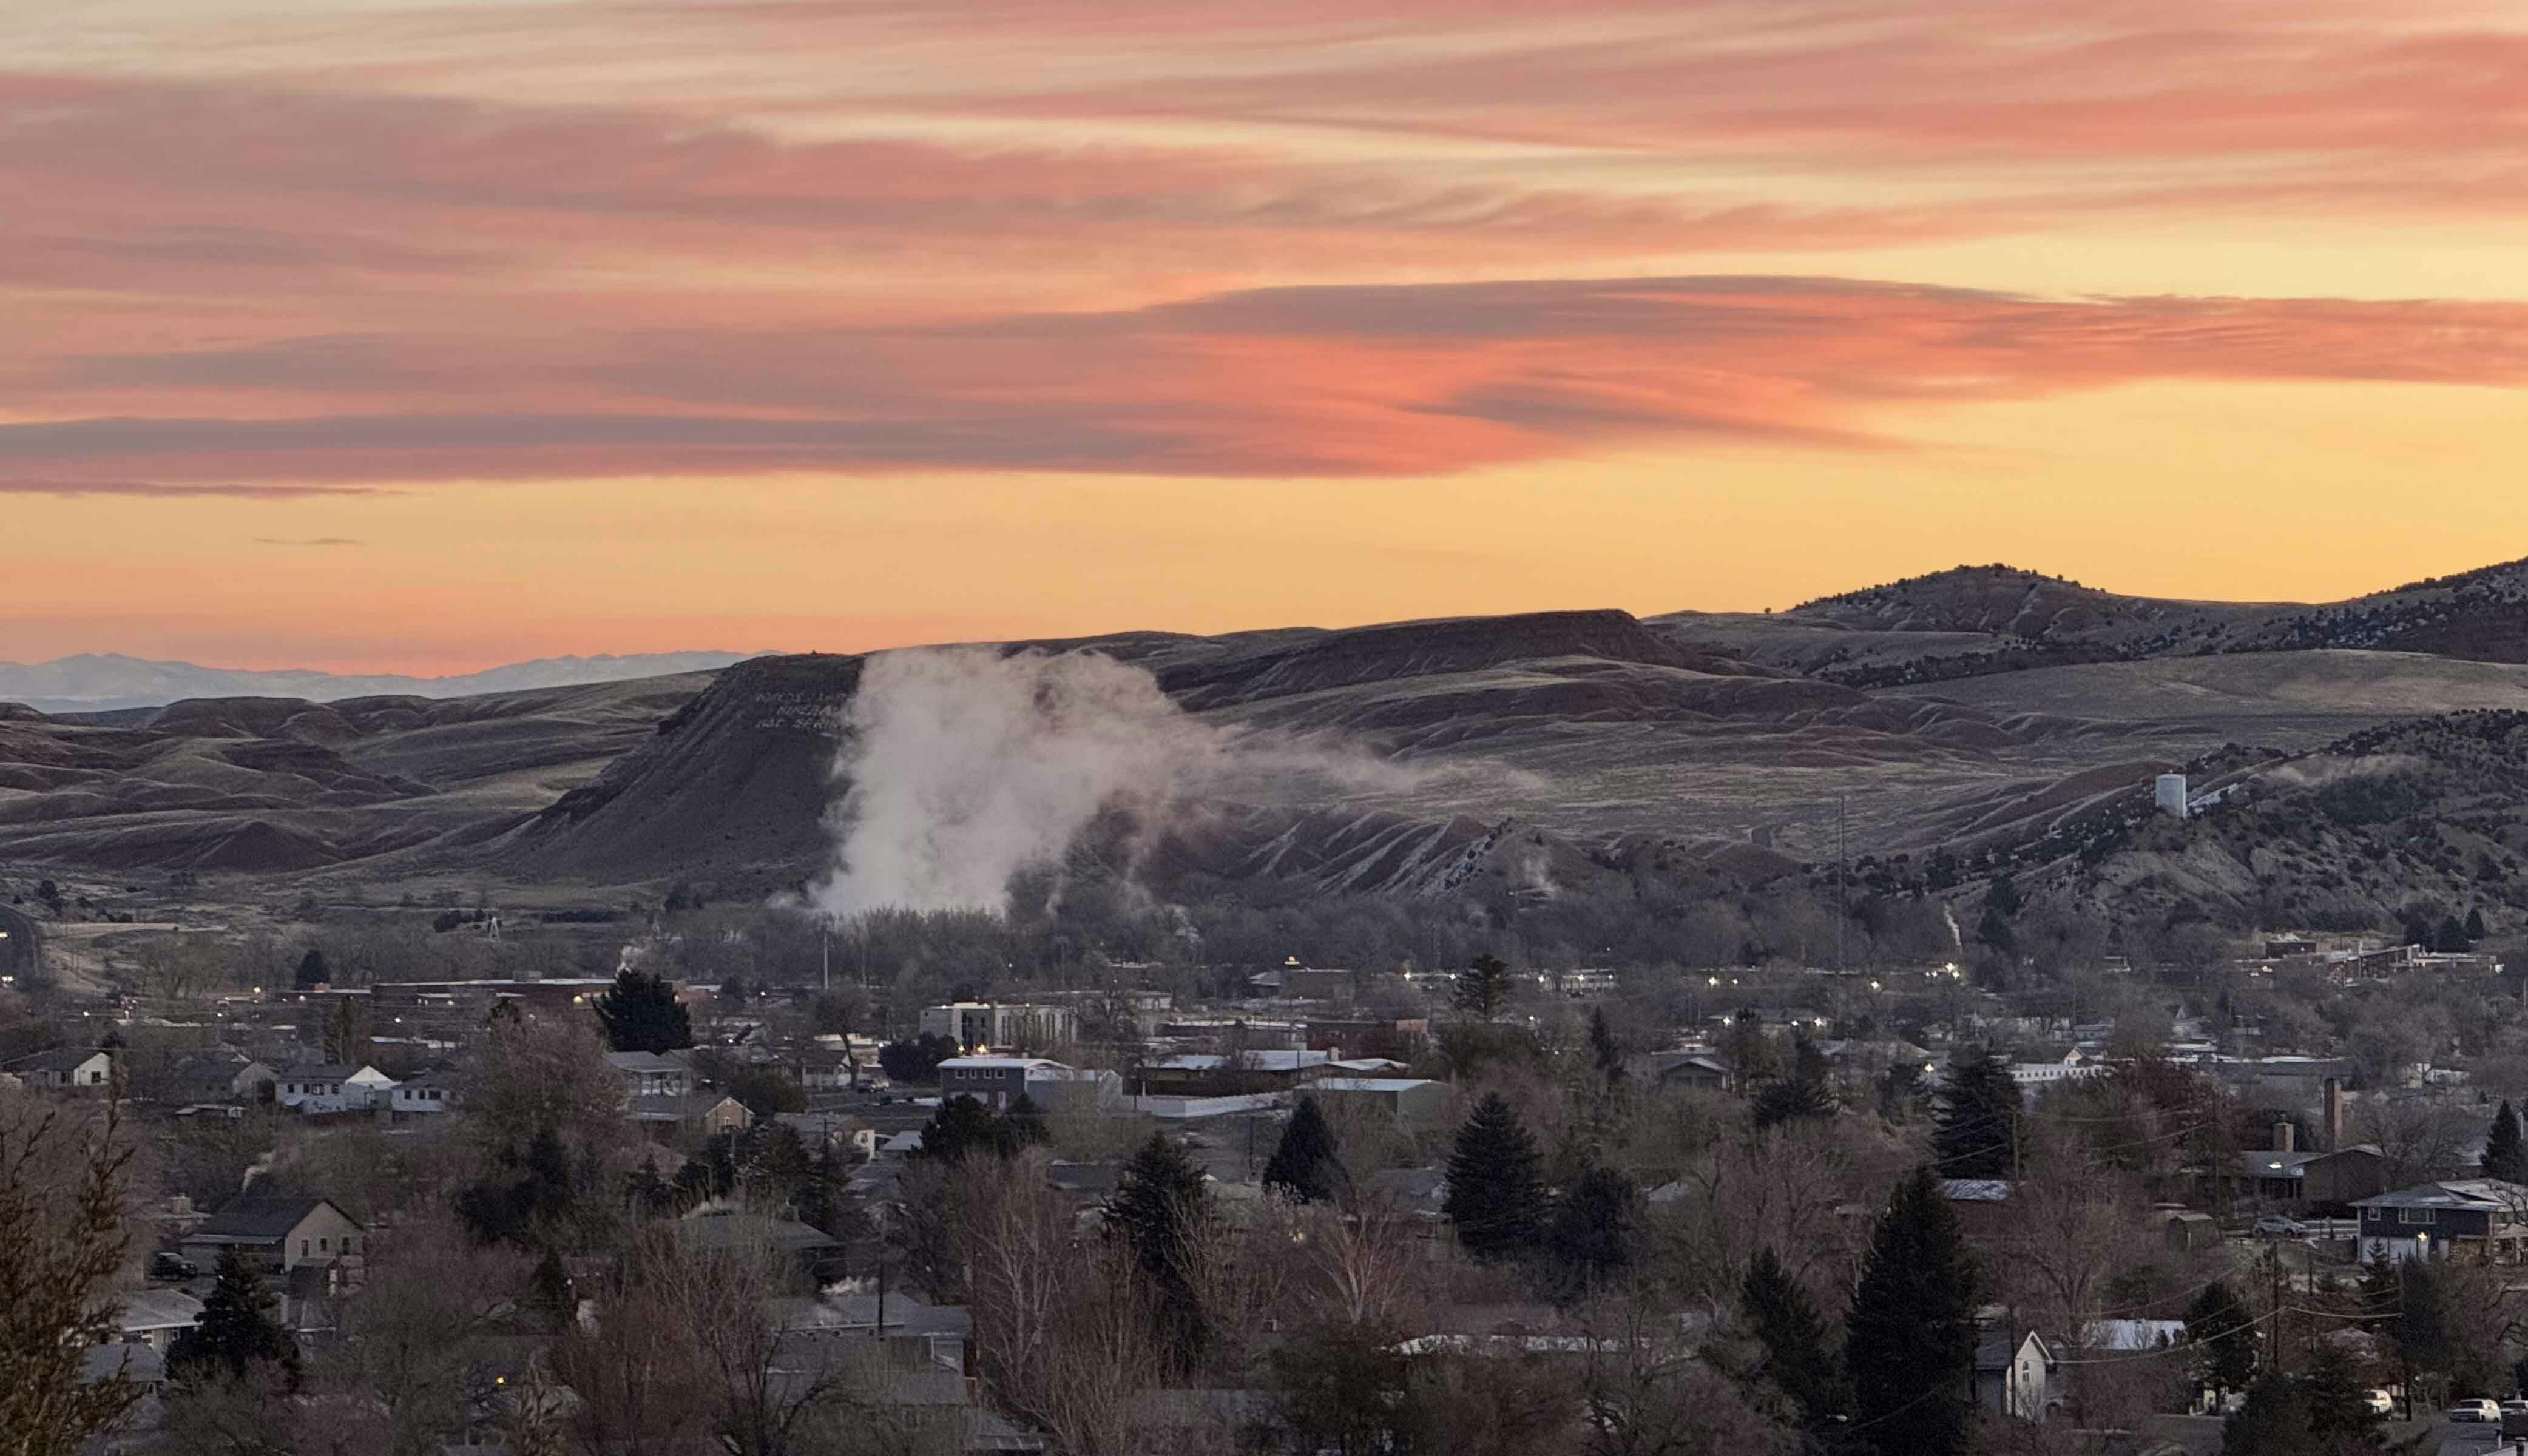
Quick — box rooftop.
[2354,1179,2528,1212]
[936,1056,1064,1071]
[192,1195,354,1242]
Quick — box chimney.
[2325,1077,2346,1151]
[2273,1121,2296,1154]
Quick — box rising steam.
[808,645,1478,916]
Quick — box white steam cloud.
[809,645,1482,915]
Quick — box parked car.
[2447,1399,2500,1423]
[2364,1390,2395,1415]
[2252,1215,2302,1236]
[147,1252,198,1281]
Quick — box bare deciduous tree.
[321,1227,532,1456]
[1297,1198,1426,1329]
[956,1152,1072,1427]
[0,1093,141,1456]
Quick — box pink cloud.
[8,277,2527,484]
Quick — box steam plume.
[812,647,1219,914]
[809,645,1473,915]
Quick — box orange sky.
[8,0,2528,672]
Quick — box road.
[0,902,35,988]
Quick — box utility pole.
[1836,795,1849,976]
[822,917,831,993]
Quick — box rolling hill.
[1,561,2524,912]
[0,650,760,715]
[1649,557,2528,689]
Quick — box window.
[319,1238,329,1252]
[2400,1208,2433,1226]
[300,1239,310,1257]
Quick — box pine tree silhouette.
[1443,1092,1544,1261]
[1263,1096,1347,1204]
[1845,1165,1978,1456]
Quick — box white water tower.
[2155,773,2189,819]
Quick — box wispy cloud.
[2,0,2526,496]
[0,477,385,498]
[252,535,362,546]
[6,277,2527,485]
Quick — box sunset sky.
[10,0,2528,673]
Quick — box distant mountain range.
[0,651,763,714]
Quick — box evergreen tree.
[1443,1093,1546,1261]
[2467,908,2489,943]
[2186,1279,2259,1398]
[2222,1372,2311,1456]
[1720,1009,1779,1086]
[2384,1256,2453,1400]
[876,1033,958,1084]
[1002,1092,1049,1150]
[1752,1033,1838,1129]
[2300,1340,2384,1451]
[1107,1133,1215,1367]
[1924,848,1959,892]
[913,1095,1005,1163]
[1453,954,1514,1020]
[292,947,330,990]
[167,1247,299,1385]
[1543,1164,1637,1299]
[592,968,694,1053]
[1986,872,2023,919]
[1263,1096,1347,1205]
[2438,915,2470,953]
[2486,1102,2527,1185]
[1742,1247,1845,1427]
[456,1123,579,1247]
[1932,1046,2018,1179]
[1844,1165,1979,1456]
[1588,1008,1626,1087]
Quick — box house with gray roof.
[2354,1178,2528,1264]
[274,1063,396,1111]
[181,1195,365,1272]
[5,1046,115,1090]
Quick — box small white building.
[275,1063,398,1111]
[2155,773,2189,819]
[4,1047,116,1090]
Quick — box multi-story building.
[920,1002,1075,1053]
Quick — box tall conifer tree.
[1845,1165,1979,1456]
[2486,1100,2527,1185]
[1933,1046,2019,1179]
[1263,1096,1346,1205]
[1443,1092,1545,1261]
[593,968,694,1053]
[168,1247,299,1385]
[2186,1279,2258,1399]
[1742,1247,1845,1427]
[1543,1164,1637,1299]
[1453,954,1515,1020]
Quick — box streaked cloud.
[8,278,2528,484]
[7,0,2528,665]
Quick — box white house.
[275,1063,398,1111]
[5,1047,115,1090]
